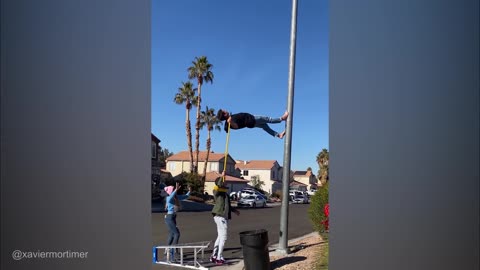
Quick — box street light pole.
[278,0,298,254]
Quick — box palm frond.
[191,96,199,106]
[188,56,214,84]
[174,81,196,105]
[173,93,185,104]
[197,106,221,131]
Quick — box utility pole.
[278,0,298,254]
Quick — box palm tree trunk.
[186,109,194,173]
[194,82,202,173]
[202,131,211,192]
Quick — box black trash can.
[239,229,271,270]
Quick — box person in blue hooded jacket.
[164,182,191,261]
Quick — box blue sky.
[152,0,328,173]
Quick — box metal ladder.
[153,241,211,269]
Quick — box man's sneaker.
[209,256,217,263]
[216,258,226,265]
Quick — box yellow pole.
[213,122,230,193]
[222,122,231,184]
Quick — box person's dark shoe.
[215,258,226,265]
[209,256,217,263]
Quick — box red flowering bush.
[308,183,329,233]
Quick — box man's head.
[216,109,229,121]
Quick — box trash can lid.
[239,229,268,236]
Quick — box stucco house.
[203,171,251,195]
[165,150,240,177]
[151,133,173,200]
[151,133,162,177]
[289,179,308,192]
[235,160,283,194]
[292,170,318,190]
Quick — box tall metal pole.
[278,0,298,254]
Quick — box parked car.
[258,193,269,201]
[230,191,239,200]
[289,190,304,200]
[292,194,309,204]
[307,189,317,196]
[289,190,303,196]
[250,190,268,201]
[238,189,255,198]
[237,195,267,208]
[239,189,267,200]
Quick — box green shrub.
[308,183,329,233]
[173,172,203,192]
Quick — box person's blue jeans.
[253,115,282,137]
[165,214,180,258]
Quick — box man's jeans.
[253,115,282,137]
[212,216,228,260]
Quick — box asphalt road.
[151,203,313,269]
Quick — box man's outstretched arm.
[226,116,239,130]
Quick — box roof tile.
[166,151,229,162]
[235,160,278,170]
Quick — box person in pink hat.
[164,182,191,261]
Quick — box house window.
[243,170,249,176]
[151,142,157,159]
[209,163,219,172]
[168,162,175,171]
[271,170,275,179]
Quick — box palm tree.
[174,81,197,173]
[188,56,214,173]
[199,106,221,189]
[316,149,329,185]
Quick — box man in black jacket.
[216,109,289,139]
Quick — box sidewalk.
[215,231,319,270]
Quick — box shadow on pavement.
[270,256,307,268]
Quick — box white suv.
[289,190,303,197]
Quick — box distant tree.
[158,147,173,168]
[251,175,265,191]
[179,172,203,192]
[199,106,222,191]
[173,81,197,173]
[188,56,214,173]
[316,149,329,185]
